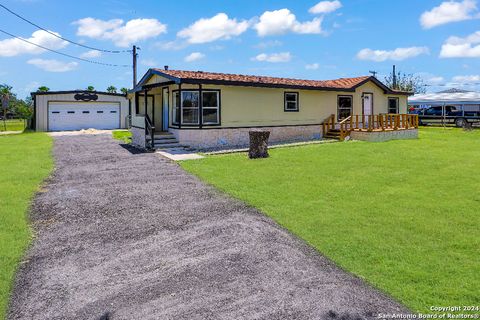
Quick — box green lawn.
[181,128,480,312]
[0,133,53,318]
[0,119,27,132]
[112,129,131,143]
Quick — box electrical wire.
[0,28,130,67]
[0,3,130,53]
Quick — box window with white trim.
[284,92,299,111]
[172,91,180,124]
[202,91,220,124]
[181,91,200,124]
[338,95,353,120]
[388,97,399,114]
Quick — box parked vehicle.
[411,105,480,127]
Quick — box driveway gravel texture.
[8,134,409,320]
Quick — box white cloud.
[74,17,167,47]
[253,52,292,63]
[427,76,445,84]
[305,63,320,70]
[356,46,429,61]
[140,58,158,67]
[309,1,342,14]
[27,59,78,72]
[439,30,480,58]
[154,40,187,51]
[254,9,323,36]
[420,0,479,29]
[254,40,283,49]
[178,13,249,44]
[0,30,68,57]
[452,74,480,82]
[184,52,205,62]
[80,50,102,58]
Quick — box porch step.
[154,143,186,149]
[324,129,342,140]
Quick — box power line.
[0,28,130,67]
[0,3,130,53]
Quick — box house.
[33,91,129,132]
[128,68,414,149]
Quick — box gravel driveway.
[8,134,409,320]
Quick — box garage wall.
[35,92,129,131]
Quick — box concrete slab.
[48,129,114,137]
[156,148,204,161]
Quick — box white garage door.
[48,102,120,131]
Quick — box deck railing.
[339,114,419,141]
[322,114,335,135]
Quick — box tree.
[384,71,426,94]
[106,85,117,93]
[14,99,33,129]
[37,86,50,92]
[0,84,13,130]
[86,86,95,91]
[120,87,129,95]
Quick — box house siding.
[128,78,408,148]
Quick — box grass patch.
[0,133,53,317]
[181,128,480,312]
[0,119,27,132]
[112,130,131,143]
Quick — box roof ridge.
[153,68,370,83]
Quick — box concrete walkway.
[8,135,409,320]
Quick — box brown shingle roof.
[142,69,411,94]
[153,69,371,90]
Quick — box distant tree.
[86,86,95,91]
[14,99,33,129]
[0,84,13,130]
[107,85,117,93]
[384,71,426,94]
[37,86,50,92]
[120,87,129,95]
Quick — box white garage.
[33,91,129,132]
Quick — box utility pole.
[132,45,139,88]
[392,65,397,89]
[369,70,378,78]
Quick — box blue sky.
[0,0,479,97]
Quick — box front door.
[162,87,169,131]
[363,93,373,115]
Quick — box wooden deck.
[322,114,419,141]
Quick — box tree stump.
[248,130,270,159]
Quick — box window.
[97,111,104,113]
[388,98,399,114]
[82,111,90,114]
[172,91,180,124]
[202,91,220,124]
[172,90,221,125]
[337,96,353,120]
[181,91,200,124]
[67,111,75,114]
[284,92,299,111]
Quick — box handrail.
[339,116,352,141]
[321,114,335,137]
[348,114,418,132]
[145,114,155,150]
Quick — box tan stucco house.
[128,68,411,149]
